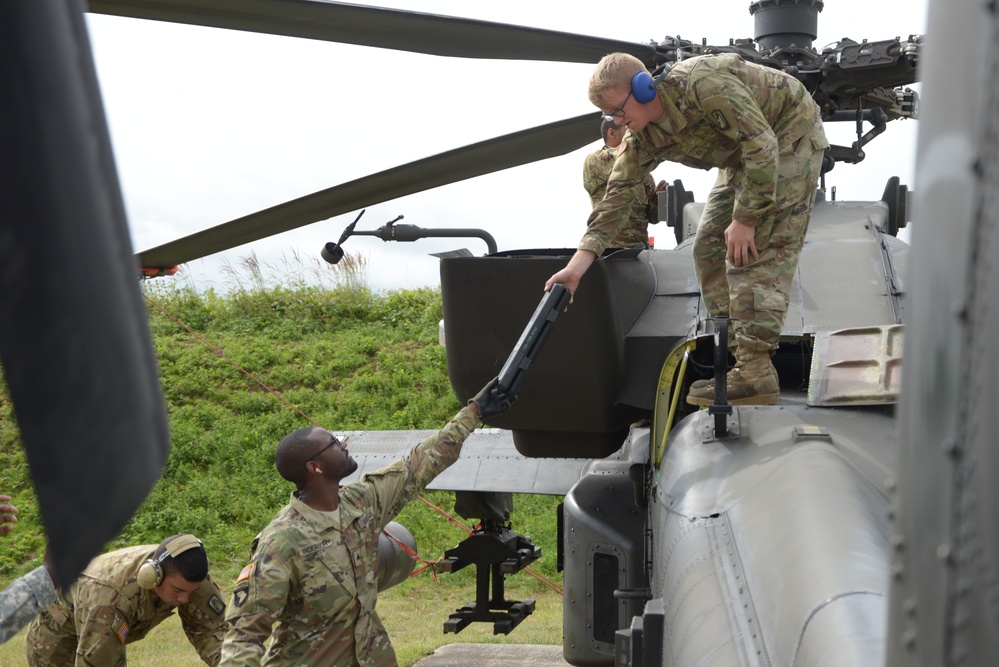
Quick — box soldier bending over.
[25,534,226,666]
[547,52,828,405]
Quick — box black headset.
[631,65,673,103]
[136,534,203,589]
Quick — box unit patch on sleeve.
[235,563,253,584]
[233,584,249,608]
[209,594,226,616]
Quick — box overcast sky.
[84,0,928,292]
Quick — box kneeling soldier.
[25,534,227,666]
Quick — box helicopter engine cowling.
[440,247,658,459]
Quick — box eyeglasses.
[601,89,634,122]
[309,433,344,462]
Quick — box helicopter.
[2,0,996,666]
[85,0,924,287]
[107,0,923,663]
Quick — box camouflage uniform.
[581,53,829,349]
[25,545,227,666]
[0,566,57,644]
[220,406,480,667]
[582,145,657,248]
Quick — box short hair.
[600,118,618,142]
[275,427,321,488]
[156,534,208,583]
[589,52,648,108]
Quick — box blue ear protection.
[631,66,672,104]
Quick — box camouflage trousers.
[692,136,825,350]
[25,613,127,667]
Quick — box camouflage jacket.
[0,565,57,644]
[30,545,227,665]
[220,406,480,667]
[579,53,829,256]
[582,145,657,248]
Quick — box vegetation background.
[0,254,563,665]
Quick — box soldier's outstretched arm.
[0,565,57,644]
[366,404,482,526]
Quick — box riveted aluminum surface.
[340,428,592,495]
[651,406,894,666]
[791,202,909,334]
[680,198,909,341]
[888,0,999,663]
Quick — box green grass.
[0,582,561,667]
[0,261,564,664]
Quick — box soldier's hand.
[724,220,759,267]
[469,378,515,420]
[0,495,19,536]
[545,249,597,306]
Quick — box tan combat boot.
[686,345,779,406]
[689,331,738,393]
[689,347,734,393]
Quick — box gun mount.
[439,491,541,636]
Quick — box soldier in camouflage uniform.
[0,495,58,644]
[582,118,665,248]
[25,534,227,666]
[546,52,829,405]
[219,379,512,666]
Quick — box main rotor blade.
[87,0,658,65]
[2,0,170,588]
[137,111,601,271]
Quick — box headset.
[137,534,203,589]
[631,65,673,104]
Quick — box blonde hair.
[588,53,648,108]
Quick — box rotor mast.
[749,0,824,52]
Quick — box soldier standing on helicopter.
[547,51,828,405]
[582,118,666,248]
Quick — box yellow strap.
[651,340,696,467]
